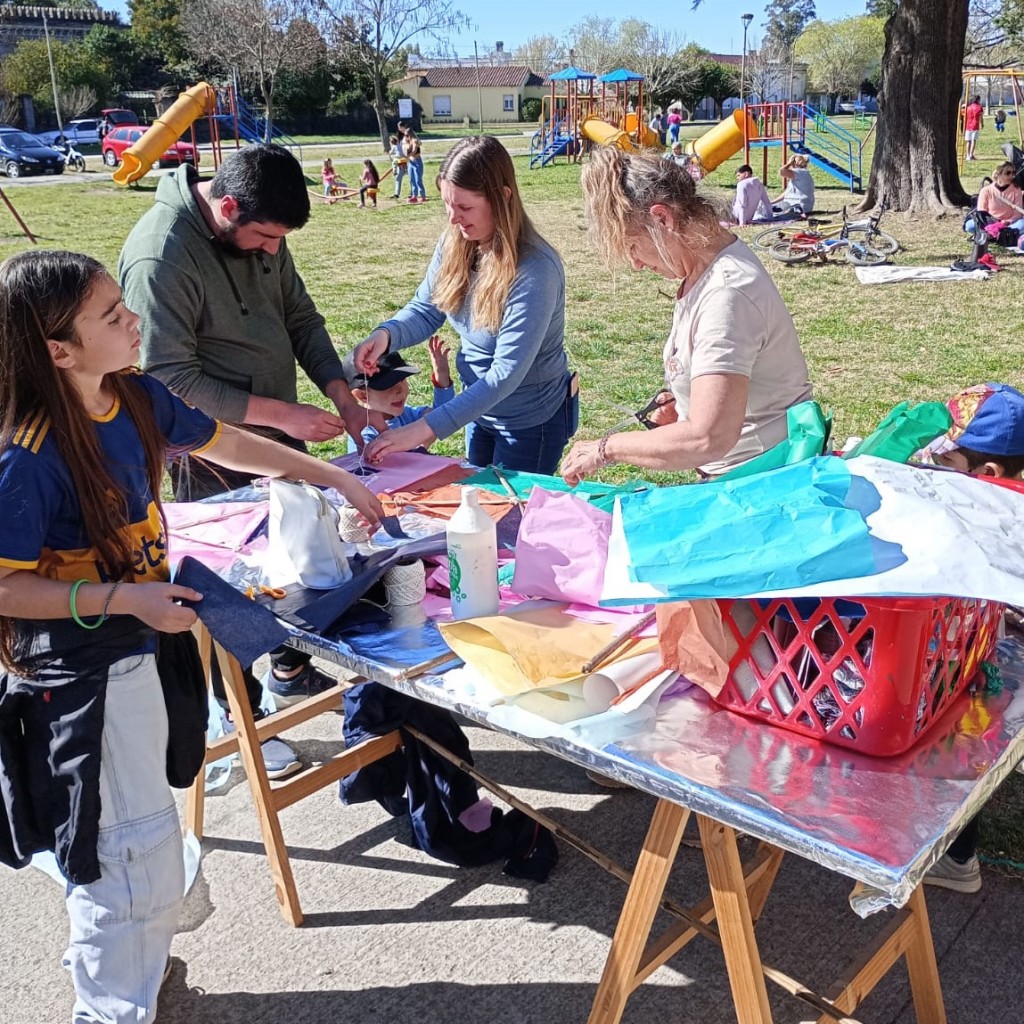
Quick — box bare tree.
[617,19,689,112]
[744,36,789,103]
[181,0,323,140]
[567,16,620,76]
[317,0,470,152]
[513,33,565,75]
[58,85,98,120]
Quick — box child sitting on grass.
[918,382,1024,894]
[348,335,455,449]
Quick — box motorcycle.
[52,136,86,174]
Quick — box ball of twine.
[384,559,426,607]
[337,505,370,544]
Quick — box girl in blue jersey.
[0,250,382,1024]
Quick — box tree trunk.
[860,0,970,214]
[372,70,389,153]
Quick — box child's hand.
[427,335,452,388]
[130,583,202,633]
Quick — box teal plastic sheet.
[463,467,650,513]
[842,401,952,463]
[717,401,832,482]
[617,457,906,599]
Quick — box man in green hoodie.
[120,144,374,771]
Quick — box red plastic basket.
[714,596,1004,756]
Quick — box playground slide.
[687,109,759,173]
[113,82,216,186]
[581,115,635,152]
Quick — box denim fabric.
[173,556,291,666]
[465,376,577,475]
[392,163,406,197]
[63,655,183,1024]
[408,158,425,199]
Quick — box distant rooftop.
[397,65,545,89]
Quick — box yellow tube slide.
[113,82,216,186]
[687,109,760,173]
[581,115,634,152]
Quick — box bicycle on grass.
[767,232,889,267]
[751,204,900,258]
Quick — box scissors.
[608,390,676,432]
[245,583,287,600]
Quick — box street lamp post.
[740,13,754,111]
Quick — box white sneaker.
[924,853,982,893]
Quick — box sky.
[100,0,870,59]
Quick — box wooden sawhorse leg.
[184,625,401,926]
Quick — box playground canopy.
[549,66,597,81]
[598,68,645,83]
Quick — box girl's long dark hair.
[0,250,168,670]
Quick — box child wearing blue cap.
[348,335,456,450]
[922,382,1024,479]
[919,382,1024,893]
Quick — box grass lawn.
[1,135,1022,869]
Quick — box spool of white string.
[384,559,426,607]
[337,505,371,545]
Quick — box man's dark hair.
[737,164,753,175]
[959,445,1024,479]
[209,144,310,229]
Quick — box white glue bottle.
[446,486,499,620]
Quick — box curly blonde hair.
[580,146,722,269]
[431,136,537,334]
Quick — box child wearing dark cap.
[348,335,455,450]
[918,382,1024,894]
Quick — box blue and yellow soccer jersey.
[0,372,221,584]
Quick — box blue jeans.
[465,379,578,474]
[63,655,183,1024]
[408,158,425,198]
[392,163,406,197]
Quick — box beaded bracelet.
[101,581,123,620]
[69,579,105,630]
[597,434,616,467]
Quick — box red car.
[102,126,199,169]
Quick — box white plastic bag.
[268,478,352,589]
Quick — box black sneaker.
[264,664,338,708]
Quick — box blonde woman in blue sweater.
[353,136,575,474]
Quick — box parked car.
[0,129,64,178]
[39,118,101,147]
[101,108,139,127]
[102,126,199,169]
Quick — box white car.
[39,119,101,147]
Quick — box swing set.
[960,69,1024,172]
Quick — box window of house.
[432,95,452,116]
[503,94,516,112]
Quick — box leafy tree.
[181,0,323,139]
[764,0,816,100]
[80,25,149,96]
[128,0,192,71]
[0,38,113,115]
[866,0,898,17]
[795,16,885,113]
[317,0,470,152]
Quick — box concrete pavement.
[2,701,1022,1024]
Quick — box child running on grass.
[918,382,1024,894]
[347,335,455,449]
[0,250,382,1023]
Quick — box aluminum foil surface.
[298,612,1024,913]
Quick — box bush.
[522,97,542,122]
